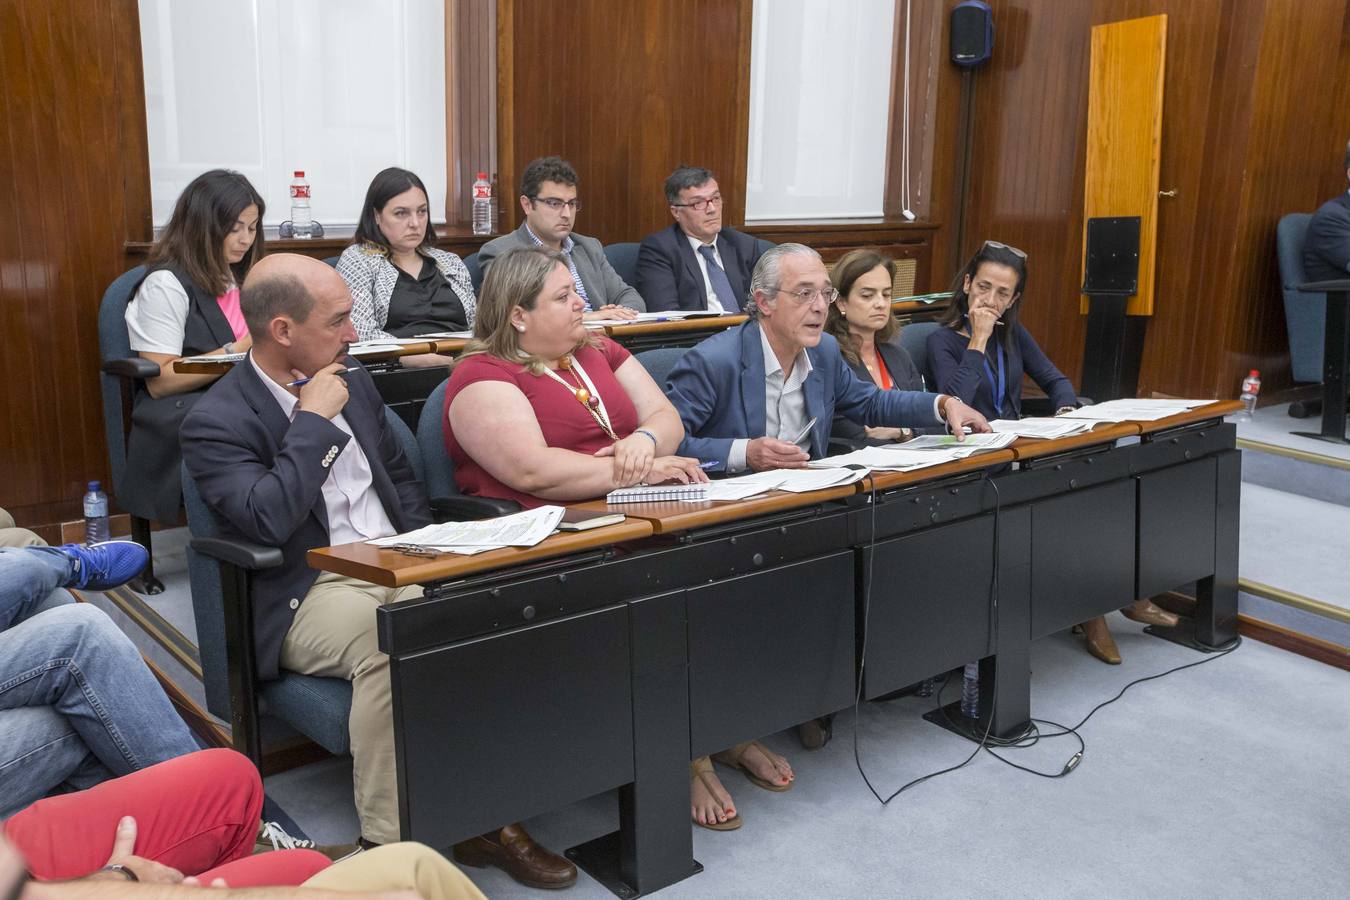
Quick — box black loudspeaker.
[951,1,994,68]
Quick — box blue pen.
[288,366,361,387]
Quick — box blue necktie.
[697,243,739,311]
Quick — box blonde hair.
[455,245,600,375]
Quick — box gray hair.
[241,273,316,339]
[664,165,716,205]
[746,243,822,318]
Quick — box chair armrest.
[430,496,522,521]
[190,537,283,570]
[102,357,162,380]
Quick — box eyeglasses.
[775,286,839,305]
[982,240,1027,259]
[532,197,581,212]
[672,193,722,213]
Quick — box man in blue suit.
[667,244,990,472]
[635,166,764,312]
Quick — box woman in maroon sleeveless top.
[444,245,706,509]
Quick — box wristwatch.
[100,864,139,882]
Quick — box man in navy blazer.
[1305,143,1350,282]
[636,166,764,312]
[666,244,990,472]
[179,255,577,885]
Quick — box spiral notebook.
[606,484,708,504]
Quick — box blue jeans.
[0,548,200,819]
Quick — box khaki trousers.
[303,842,487,900]
[0,508,44,548]
[279,571,422,844]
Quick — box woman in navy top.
[928,241,1179,664]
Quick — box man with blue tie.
[636,166,765,312]
[666,244,990,473]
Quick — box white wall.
[139,0,446,229]
[746,0,896,221]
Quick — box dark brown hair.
[352,167,438,255]
[147,169,265,296]
[937,242,1027,351]
[825,249,899,366]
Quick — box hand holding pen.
[292,363,356,420]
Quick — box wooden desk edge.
[307,519,655,587]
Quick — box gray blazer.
[478,223,646,311]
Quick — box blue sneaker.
[60,540,150,591]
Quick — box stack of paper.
[989,417,1096,439]
[412,330,474,339]
[368,506,565,555]
[1057,399,1213,423]
[690,467,867,502]
[806,433,1016,474]
[583,310,733,327]
[892,433,1018,453]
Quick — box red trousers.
[3,748,330,886]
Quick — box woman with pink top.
[123,169,265,522]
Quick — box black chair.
[603,242,641,285]
[181,406,419,763]
[415,379,521,519]
[97,265,166,592]
[898,321,940,387]
[322,256,340,268]
[463,252,484,294]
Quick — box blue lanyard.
[983,341,1006,416]
[965,316,1007,416]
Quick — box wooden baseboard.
[1151,592,1350,672]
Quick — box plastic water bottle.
[471,172,492,236]
[960,662,980,719]
[1238,369,1261,422]
[290,171,312,239]
[83,481,110,544]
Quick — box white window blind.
[746,0,896,221]
[139,0,446,230]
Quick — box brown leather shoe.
[796,715,833,750]
[1120,599,1181,629]
[453,823,577,890]
[1081,616,1122,665]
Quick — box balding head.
[241,254,346,341]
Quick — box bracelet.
[100,865,138,882]
[633,428,658,446]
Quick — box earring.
[515,325,525,333]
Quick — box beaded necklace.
[538,353,618,440]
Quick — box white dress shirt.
[248,354,396,545]
[685,232,727,313]
[727,328,814,472]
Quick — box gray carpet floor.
[265,612,1350,899]
[1235,402,1350,462]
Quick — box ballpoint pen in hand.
[287,366,361,387]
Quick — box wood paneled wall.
[0,0,146,526]
[927,0,1350,401]
[496,0,753,244]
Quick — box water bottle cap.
[1248,369,1259,377]
[294,170,305,177]
[88,480,101,491]
[476,171,488,180]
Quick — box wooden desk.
[172,339,469,375]
[298,409,1238,898]
[1007,422,1139,461]
[307,520,653,588]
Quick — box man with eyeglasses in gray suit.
[478,156,645,319]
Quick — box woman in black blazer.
[825,249,928,445]
[928,241,1179,664]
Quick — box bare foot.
[737,741,794,787]
[690,757,736,827]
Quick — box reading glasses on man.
[672,193,722,212]
[532,197,582,212]
[776,286,839,305]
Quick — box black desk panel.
[1029,479,1137,639]
[687,550,855,758]
[392,603,634,845]
[1136,457,1218,599]
[859,516,995,698]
